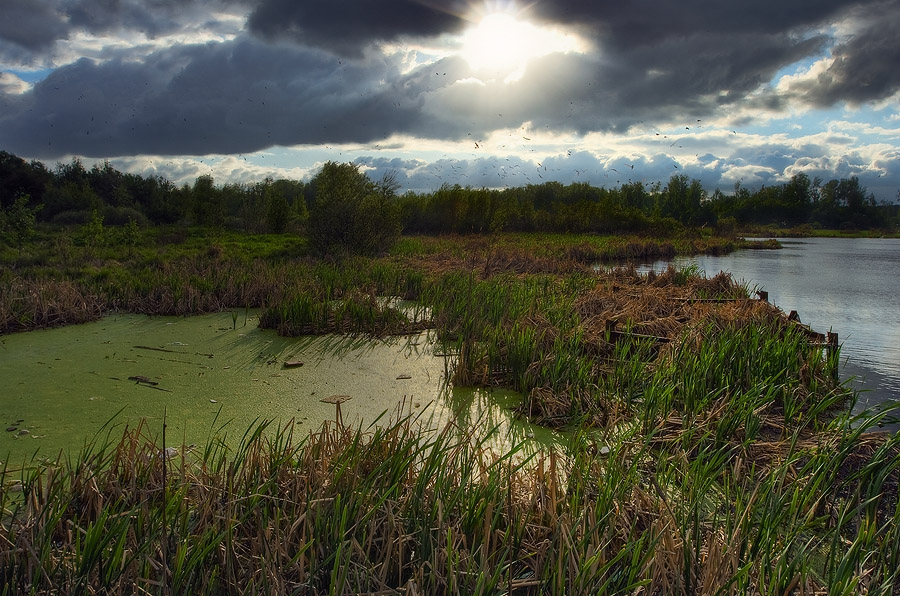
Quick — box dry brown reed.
[0,278,106,333]
[577,267,783,350]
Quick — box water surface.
[0,312,557,463]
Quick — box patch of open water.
[0,311,560,464]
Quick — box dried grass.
[3,412,895,595]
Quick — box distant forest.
[1,150,897,237]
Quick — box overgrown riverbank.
[0,228,768,335]
[3,227,898,594]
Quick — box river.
[641,237,900,428]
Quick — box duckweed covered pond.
[0,311,556,464]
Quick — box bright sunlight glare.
[460,11,586,81]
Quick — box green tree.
[44,159,102,221]
[815,177,879,229]
[125,173,182,224]
[0,151,51,210]
[88,161,130,207]
[190,175,224,228]
[780,173,813,224]
[265,182,291,233]
[659,175,714,227]
[308,162,401,256]
[0,194,42,251]
[76,210,107,258]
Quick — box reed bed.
[259,291,430,337]
[418,262,846,433]
[0,278,106,333]
[0,231,764,336]
[1,407,897,595]
[0,247,430,335]
[3,230,897,594]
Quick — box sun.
[459,8,586,81]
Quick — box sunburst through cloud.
[0,0,897,200]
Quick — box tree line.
[1,150,897,253]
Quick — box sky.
[1,0,899,201]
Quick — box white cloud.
[0,71,29,94]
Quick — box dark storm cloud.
[783,1,900,107]
[528,0,868,47]
[2,0,898,165]
[244,0,864,55]
[0,0,250,64]
[244,0,897,117]
[0,0,69,52]
[494,33,827,133]
[0,37,444,158]
[239,0,877,135]
[532,0,896,125]
[63,0,251,36]
[247,0,466,57]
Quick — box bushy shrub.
[76,210,106,248]
[50,209,94,225]
[308,162,401,256]
[101,206,149,227]
[0,194,41,250]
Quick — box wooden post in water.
[321,394,351,426]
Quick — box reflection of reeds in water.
[2,407,897,594]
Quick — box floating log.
[672,297,753,303]
[127,375,172,392]
[134,345,213,358]
[134,345,178,354]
